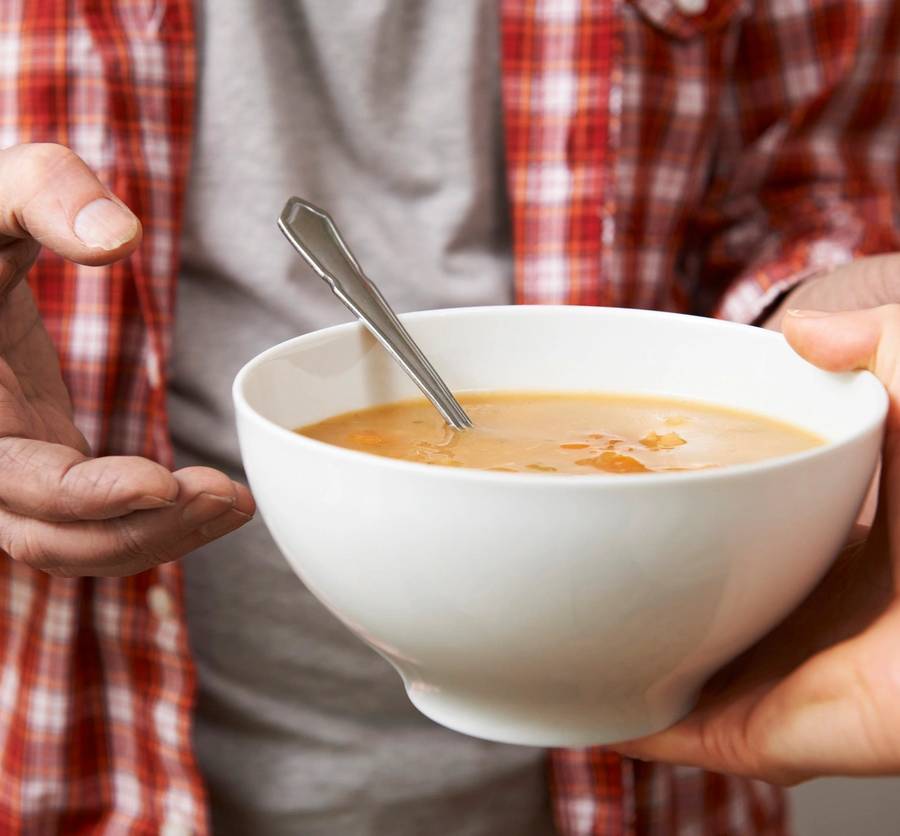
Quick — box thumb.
[784,304,900,435]
[784,307,900,430]
[0,143,141,266]
[781,307,890,374]
[782,304,900,432]
[786,306,900,576]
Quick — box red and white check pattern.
[503,0,900,832]
[0,0,898,833]
[0,2,203,834]
[503,0,900,325]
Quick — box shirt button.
[675,0,708,14]
[147,585,175,620]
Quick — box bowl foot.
[405,683,696,748]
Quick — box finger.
[767,254,900,331]
[611,676,782,777]
[782,307,886,375]
[229,479,255,515]
[754,605,900,780]
[0,437,179,521]
[783,306,900,412]
[0,466,255,576]
[611,622,900,784]
[107,480,256,576]
[0,143,141,267]
[611,691,804,785]
[784,306,900,574]
[613,720,707,768]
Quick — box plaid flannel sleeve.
[703,0,900,323]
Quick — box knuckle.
[112,517,165,568]
[59,460,119,516]
[177,466,236,499]
[13,144,97,224]
[115,519,150,561]
[23,143,84,180]
[698,715,759,780]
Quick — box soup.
[297,392,823,475]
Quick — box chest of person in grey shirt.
[168,2,554,834]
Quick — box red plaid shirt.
[1,1,898,833]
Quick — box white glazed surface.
[234,306,886,746]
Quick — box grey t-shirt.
[169,2,553,834]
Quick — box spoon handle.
[278,197,473,430]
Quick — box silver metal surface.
[278,197,473,430]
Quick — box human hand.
[0,143,254,577]
[613,260,900,783]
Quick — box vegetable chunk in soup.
[297,392,823,475]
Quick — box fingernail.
[787,309,833,319]
[182,492,235,527]
[129,495,176,512]
[199,509,252,540]
[73,198,139,250]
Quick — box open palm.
[0,143,254,577]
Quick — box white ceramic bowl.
[233,306,886,747]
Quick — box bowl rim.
[232,305,888,488]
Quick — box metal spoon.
[278,197,473,430]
